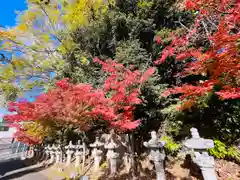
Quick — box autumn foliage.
[4,59,155,144]
[156,0,240,109]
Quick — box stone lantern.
[144,131,166,180]
[184,128,217,180]
[105,138,119,175]
[54,144,62,164]
[90,137,104,171]
[75,140,83,167]
[65,141,75,166]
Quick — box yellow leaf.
[41,34,50,42]
[17,24,27,32]
[81,56,89,65]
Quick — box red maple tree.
[155,0,240,109]
[5,59,155,144]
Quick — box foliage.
[1,0,186,144]
[1,0,239,148]
[0,0,113,100]
[4,59,155,144]
[161,135,182,156]
[209,140,240,163]
[209,140,228,159]
[100,161,108,169]
[227,146,240,163]
[157,0,240,109]
[154,0,240,144]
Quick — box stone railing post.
[65,141,75,166]
[144,131,166,180]
[105,138,119,175]
[75,140,83,168]
[90,137,104,171]
[184,128,217,180]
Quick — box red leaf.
[155,36,162,44]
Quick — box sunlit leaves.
[62,0,110,31]
[156,0,240,109]
[5,59,155,144]
[58,38,76,54]
[137,0,154,8]
[0,30,16,40]
[0,83,19,101]
[0,64,15,80]
[0,0,119,100]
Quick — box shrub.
[209,140,228,159]
[209,140,240,163]
[161,135,182,156]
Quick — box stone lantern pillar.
[90,137,104,171]
[44,145,50,161]
[54,145,62,164]
[49,145,55,164]
[144,131,166,180]
[33,145,39,160]
[105,138,119,175]
[65,141,75,166]
[29,146,35,158]
[82,142,87,169]
[184,128,217,180]
[75,140,83,168]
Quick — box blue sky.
[0,1,27,28]
[0,1,57,122]
[0,1,27,121]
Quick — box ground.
[98,158,240,180]
[0,159,47,180]
[0,158,240,179]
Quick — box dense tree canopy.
[5,59,155,144]
[158,0,240,108]
[1,0,239,146]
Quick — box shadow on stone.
[181,154,203,180]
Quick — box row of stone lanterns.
[143,128,218,180]
[42,140,87,169]
[37,128,217,180]
[89,136,120,175]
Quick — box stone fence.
[22,128,218,180]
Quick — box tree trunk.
[129,133,138,179]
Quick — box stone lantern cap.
[52,144,58,150]
[184,128,214,150]
[65,141,75,150]
[90,137,104,148]
[47,145,52,150]
[75,140,83,150]
[54,144,61,151]
[144,131,166,149]
[105,138,119,150]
